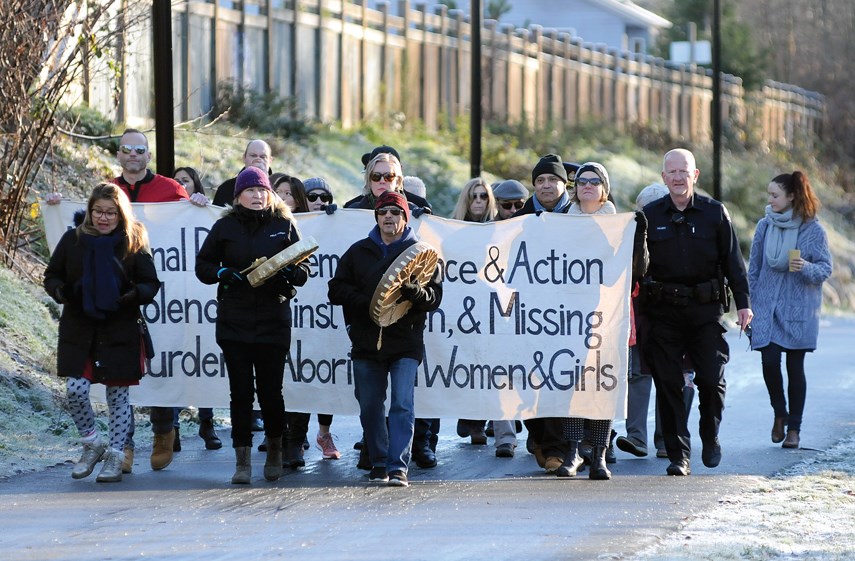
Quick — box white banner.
[43,201,635,420]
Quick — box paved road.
[2,316,854,561]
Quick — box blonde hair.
[451,177,496,222]
[79,182,149,255]
[362,153,404,196]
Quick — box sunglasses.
[499,201,525,211]
[306,192,333,203]
[370,172,398,182]
[119,144,147,155]
[471,192,489,200]
[575,177,603,186]
[375,207,403,217]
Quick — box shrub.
[213,81,317,142]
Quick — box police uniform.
[642,192,749,467]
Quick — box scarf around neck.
[80,230,123,319]
[533,190,572,214]
[764,205,802,272]
[567,200,617,215]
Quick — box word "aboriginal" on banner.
[420,346,618,392]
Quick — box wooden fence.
[85,0,824,148]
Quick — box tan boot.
[264,436,283,481]
[121,446,134,474]
[232,446,252,484]
[150,429,175,470]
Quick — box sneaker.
[316,432,341,460]
[95,448,124,482]
[616,436,649,458]
[388,470,409,487]
[496,443,515,458]
[72,439,106,479]
[368,466,388,483]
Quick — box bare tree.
[0,0,122,266]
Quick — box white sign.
[43,201,636,420]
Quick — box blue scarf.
[533,191,572,214]
[80,231,123,319]
[763,206,802,272]
[369,225,416,259]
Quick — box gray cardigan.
[748,217,832,351]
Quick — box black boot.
[283,441,305,469]
[199,419,222,450]
[172,426,181,452]
[605,429,617,464]
[589,445,612,480]
[556,441,585,478]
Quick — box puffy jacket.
[195,204,308,346]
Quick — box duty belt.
[644,279,720,307]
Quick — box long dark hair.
[771,171,820,221]
[274,174,310,213]
[174,166,205,195]
[79,182,149,255]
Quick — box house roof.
[588,0,672,29]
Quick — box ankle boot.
[232,446,252,484]
[283,442,305,469]
[771,417,786,443]
[96,448,124,482]
[121,446,134,474]
[150,429,175,470]
[264,436,284,481]
[605,429,617,464]
[782,430,800,449]
[556,440,585,478]
[199,418,223,450]
[589,445,612,480]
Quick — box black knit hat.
[361,145,401,167]
[532,154,568,185]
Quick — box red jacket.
[113,170,188,202]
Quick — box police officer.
[642,148,752,476]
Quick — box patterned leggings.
[66,377,132,451]
[562,417,613,447]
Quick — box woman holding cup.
[747,171,832,449]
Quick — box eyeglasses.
[499,201,525,211]
[306,192,333,203]
[119,144,147,155]
[370,172,398,183]
[471,192,489,201]
[375,207,403,217]
[576,177,603,186]
[91,209,118,219]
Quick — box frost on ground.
[636,435,855,561]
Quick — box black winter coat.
[328,232,442,362]
[195,204,308,346]
[44,229,161,383]
[343,190,432,211]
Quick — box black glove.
[399,280,428,305]
[217,267,245,287]
[634,210,648,233]
[411,206,432,219]
[323,203,338,215]
[279,265,301,284]
[117,286,138,306]
[54,285,69,304]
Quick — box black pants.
[645,303,728,463]
[414,418,440,452]
[219,341,288,448]
[524,417,569,459]
[760,343,807,432]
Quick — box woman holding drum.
[195,167,309,484]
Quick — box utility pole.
[470,0,482,178]
[711,0,722,201]
[152,0,175,177]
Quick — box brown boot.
[150,429,175,470]
[232,446,252,484]
[782,430,800,449]
[121,446,134,474]
[771,417,786,443]
[264,436,283,481]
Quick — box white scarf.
[764,205,802,272]
[567,200,617,215]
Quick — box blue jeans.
[354,357,417,474]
